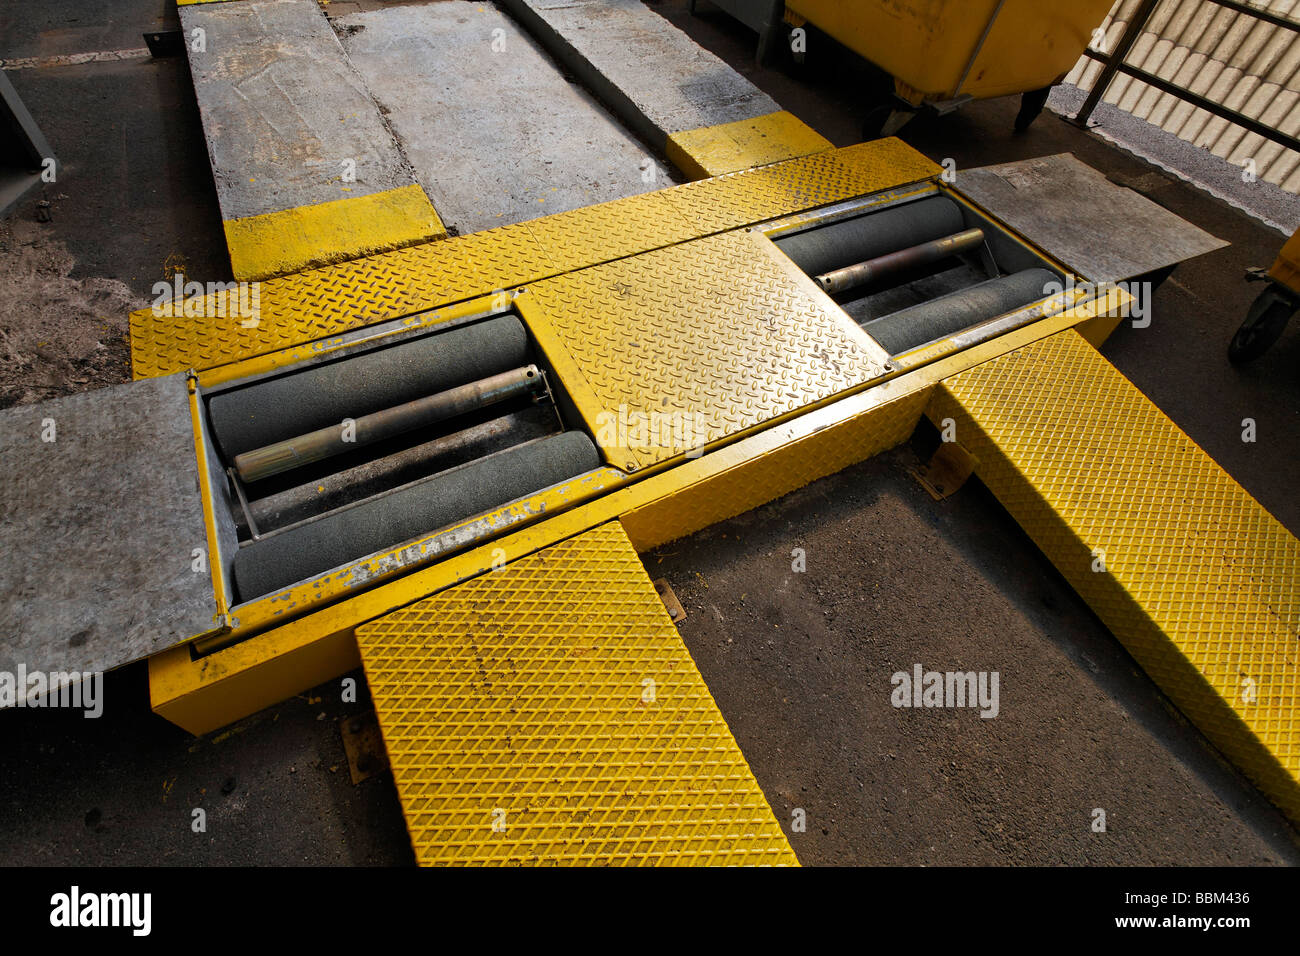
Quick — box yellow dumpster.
[784,0,1115,131]
[1229,225,1300,362]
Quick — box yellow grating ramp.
[928,329,1300,823]
[356,522,797,865]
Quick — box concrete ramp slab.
[499,0,831,177]
[181,0,445,278]
[336,2,675,235]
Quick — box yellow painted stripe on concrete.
[666,110,833,179]
[222,184,446,282]
[928,329,1300,825]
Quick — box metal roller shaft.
[816,228,986,295]
[774,197,966,278]
[208,315,530,459]
[234,365,544,482]
[862,268,1059,356]
[231,430,601,601]
[243,405,556,534]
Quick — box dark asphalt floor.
[0,0,1297,866]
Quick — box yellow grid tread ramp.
[129,139,938,379]
[928,329,1300,823]
[356,522,798,865]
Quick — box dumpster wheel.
[1230,285,1296,364]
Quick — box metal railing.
[1073,0,1300,156]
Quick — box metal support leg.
[1072,0,1161,129]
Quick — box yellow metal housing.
[150,286,1123,735]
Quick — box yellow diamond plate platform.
[356,522,797,865]
[129,139,938,379]
[529,228,885,469]
[927,329,1300,824]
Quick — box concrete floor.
[0,0,1297,865]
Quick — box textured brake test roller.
[231,430,601,601]
[773,196,965,278]
[207,315,530,459]
[862,268,1059,356]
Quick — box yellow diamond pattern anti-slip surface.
[129,140,938,379]
[528,229,883,469]
[356,521,798,865]
[929,329,1300,824]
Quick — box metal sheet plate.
[956,153,1228,283]
[357,521,797,865]
[0,374,220,689]
[528,229,886,469]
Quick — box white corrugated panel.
[1066,0,1300,191]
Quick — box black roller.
[862,268,1058,356]
[231,430,600,601]
[774,197,966,278]
[208,315,530,459]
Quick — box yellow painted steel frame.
[186,291,631,653]
[179,179,1096,654]
[151,281,1124,735]
[128,140,942,380]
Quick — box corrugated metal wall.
[1065,0,1300,192]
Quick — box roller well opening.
[197,311,601,606]
[770,192,1068,357]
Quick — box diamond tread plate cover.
[130,140,937,378]
[929,329,1300,823]
[356,522,797,865]
[529,229,882,469]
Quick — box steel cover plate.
[356,521,797,865]
[956,153,1227,284]
[0,374,221,691]
[528,228,886,469]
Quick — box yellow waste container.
[1229,225,1300,362]
[785,0,1114,108]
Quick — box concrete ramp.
[336,2,676,235]
[180,0,445,280]
[498,0,832,177]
